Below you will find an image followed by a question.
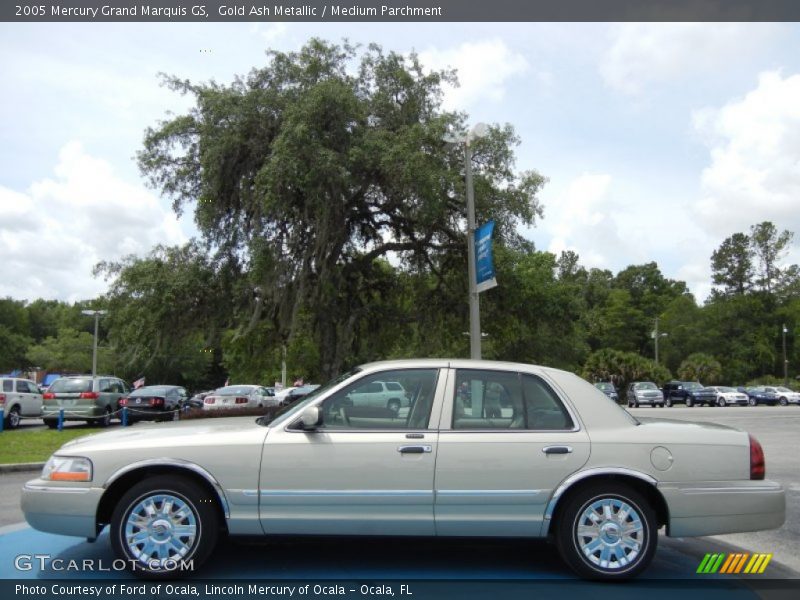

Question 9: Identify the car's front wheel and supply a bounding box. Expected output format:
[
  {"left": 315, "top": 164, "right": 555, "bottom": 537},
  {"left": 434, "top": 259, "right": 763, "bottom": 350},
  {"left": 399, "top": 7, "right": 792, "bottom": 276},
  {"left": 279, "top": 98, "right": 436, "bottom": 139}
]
[
  {"left": 779, "top": 397, "right": 788, "bottom": 406},
  {"left": 111, "top": 475, "right": 219, "bottom": 578},
  {"left": 685, "top": 396, "right": 693, "bottom": 407},
  {"left": 717, "top": 396, "right": 727, "bottom": 407},
  {"left": 749, "top": 397, "right": 757, "bottom": 407},
  {"left": 556, "top": 483, "right": 658, "bottom": 580}
]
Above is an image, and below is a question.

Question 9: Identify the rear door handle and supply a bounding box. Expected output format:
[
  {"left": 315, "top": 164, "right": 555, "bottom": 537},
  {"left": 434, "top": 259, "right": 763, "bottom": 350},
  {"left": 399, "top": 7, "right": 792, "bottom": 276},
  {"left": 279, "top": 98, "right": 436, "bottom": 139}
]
[
  {"left": 542, "top": 446, "right": 573, "bottom": 455},
  {"left": 398, "top": 445, "right": 432, "bottom": 454}
]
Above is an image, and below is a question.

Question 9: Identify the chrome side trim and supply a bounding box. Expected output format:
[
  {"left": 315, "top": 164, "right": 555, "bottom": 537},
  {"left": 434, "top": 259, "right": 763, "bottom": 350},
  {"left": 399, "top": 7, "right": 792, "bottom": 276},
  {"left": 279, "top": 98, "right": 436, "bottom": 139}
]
[
  {"left": 540, "top": 467, "right": 659, "bottom": 536},
  {"left": 679, "top": 485, "right": 781, "bottom": 494},
  {"left": 436, "top": 489, "right": 544, "bottom": 496},
  {"left": 259, "top": 489, "right": 432, "bottom": 497},
  {"left": 23, "top": 484, "right": 92, "bottom": 494},
  {"left": 104, "top": 458, "right": 230, "bottom": 518}
]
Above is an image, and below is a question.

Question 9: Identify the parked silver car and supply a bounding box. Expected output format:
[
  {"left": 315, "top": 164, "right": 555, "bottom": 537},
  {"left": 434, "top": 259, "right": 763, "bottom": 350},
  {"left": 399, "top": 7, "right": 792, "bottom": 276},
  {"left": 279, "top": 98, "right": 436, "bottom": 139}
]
[
  {"left": 0, "top": 377, "right": 43, "bottom": 428},
  {"left": 42, "top": 375, "right": 128, "bottom": 427},
  {"left": 22, "top": 359, "right": 785, "bottom": 580},
  {"left": 626, "top": 381, "right": 665, "bottom": 407},
  {"left": 201, "top": 385, "right": 276, "bottom": 410}
]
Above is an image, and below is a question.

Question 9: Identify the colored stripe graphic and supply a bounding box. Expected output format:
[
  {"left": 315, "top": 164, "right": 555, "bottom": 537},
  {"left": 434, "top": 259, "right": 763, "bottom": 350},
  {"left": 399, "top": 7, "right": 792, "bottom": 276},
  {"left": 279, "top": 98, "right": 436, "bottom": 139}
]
[{"left": 698, "top": 552, "right": 771, "bottom": 574}]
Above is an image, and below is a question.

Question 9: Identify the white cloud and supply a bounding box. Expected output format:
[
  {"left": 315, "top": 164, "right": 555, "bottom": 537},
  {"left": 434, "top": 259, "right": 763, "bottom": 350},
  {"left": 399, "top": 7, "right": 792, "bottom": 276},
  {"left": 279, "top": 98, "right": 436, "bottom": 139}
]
[
  {"left": 544, "top": 173, "right": 618, "bottom": 269},
  {"left": 0, "top": 142, "right": 187, "bottom": 302},
  {"left": 692, "top": 70, "right": 800, "bottom": 237},
  {"left": 601, "top": 23, "right": 775, "bottom": 96},
  {"left": 417, "top": 40, "right": 529, "bottom": 110}
]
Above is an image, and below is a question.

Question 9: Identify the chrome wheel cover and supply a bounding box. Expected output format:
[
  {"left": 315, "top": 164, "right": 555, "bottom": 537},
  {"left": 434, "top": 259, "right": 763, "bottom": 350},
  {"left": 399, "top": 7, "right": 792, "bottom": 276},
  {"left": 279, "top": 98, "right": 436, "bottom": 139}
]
[
  {"left": 124, "top": 492, "right": 198, "bottom": 569},
  {"left": 575, "top": 497, "right": 645, "bottom": 572}
]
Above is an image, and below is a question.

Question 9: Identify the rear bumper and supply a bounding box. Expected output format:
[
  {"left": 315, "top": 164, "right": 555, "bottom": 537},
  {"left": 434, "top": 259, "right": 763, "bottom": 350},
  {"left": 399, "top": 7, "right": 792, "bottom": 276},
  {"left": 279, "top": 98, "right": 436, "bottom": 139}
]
[
  {"left": 42, "top": 406, "right": 106, "bottom": 420},
  {"left": 21, "top": 478, "right": 103, "bottom": 538},
  {"left": 659, "top": 479, "right": 785, "bottom": 537}
]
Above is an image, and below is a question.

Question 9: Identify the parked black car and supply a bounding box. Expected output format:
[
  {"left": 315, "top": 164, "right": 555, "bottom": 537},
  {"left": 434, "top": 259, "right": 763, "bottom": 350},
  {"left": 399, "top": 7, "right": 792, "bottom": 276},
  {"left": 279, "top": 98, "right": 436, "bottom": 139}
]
[
  {"left": 662, "top": 381, "right": 717, "bottom": 407},
  {"left": 745, "top": 386, "right": 779, "bottom": 406},
  {"left": 119, "top": 385, "right": 185, "bottom": 422}
]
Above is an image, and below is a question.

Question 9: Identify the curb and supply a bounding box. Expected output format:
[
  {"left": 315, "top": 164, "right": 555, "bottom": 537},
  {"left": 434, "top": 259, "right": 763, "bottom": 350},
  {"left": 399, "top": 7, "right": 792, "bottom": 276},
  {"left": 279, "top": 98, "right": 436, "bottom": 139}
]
[{"left": 0, "top": 462, "right": 44, "bottom": 474}]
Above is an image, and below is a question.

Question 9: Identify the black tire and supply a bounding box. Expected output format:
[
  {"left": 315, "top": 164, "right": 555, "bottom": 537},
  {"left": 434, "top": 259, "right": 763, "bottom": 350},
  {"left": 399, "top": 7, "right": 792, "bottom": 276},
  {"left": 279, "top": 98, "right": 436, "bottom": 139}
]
[
  {"left": 685, "top": 396, "right": 693, "bottom": 408},
  {"left": 717, "top": 396, "right": 727, "bottom": 407},
  {"left": 110, "top": 475, "right": 219, "bottom": 578},
  {"left": 665, "top": 397, "right": 672, "bottom": 408},
  {"left": 387, "top": 399, "right": 401, "bottom": 414},
  {"left": 779, "top": 397, "right": 788, "bottom": 407},
  {"left": 555, "top": 482, "right": 658, "bottom": 580},
  {"left": 749, "top": 397, "right": 757, "bottom": 407},
  {"left": 44, "top": 418, "right": 59, "bottom": 429},
  {"left": 5, "top": 405, "right": 21, "bottom": 429},
  {"left": 94, "top": 407, "right": 112, "bottom": 428}
]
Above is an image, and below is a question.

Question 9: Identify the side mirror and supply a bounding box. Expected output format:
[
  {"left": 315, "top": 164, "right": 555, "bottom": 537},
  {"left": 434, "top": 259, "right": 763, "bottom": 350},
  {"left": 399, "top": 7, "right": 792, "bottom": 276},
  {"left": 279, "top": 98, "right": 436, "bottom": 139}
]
[{"left": 298, "top": 406, "right": 322, "bottom": 430}]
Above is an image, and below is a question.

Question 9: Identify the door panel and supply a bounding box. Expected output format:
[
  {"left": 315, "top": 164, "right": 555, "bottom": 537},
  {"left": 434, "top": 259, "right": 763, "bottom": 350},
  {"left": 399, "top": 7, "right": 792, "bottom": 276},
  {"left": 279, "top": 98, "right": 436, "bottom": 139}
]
[
  {"left": 434, "top": 368, "right": 590, "bottom": 537},
  {"left": 258, "top": 367, "right": 446, "bottom": 536}
]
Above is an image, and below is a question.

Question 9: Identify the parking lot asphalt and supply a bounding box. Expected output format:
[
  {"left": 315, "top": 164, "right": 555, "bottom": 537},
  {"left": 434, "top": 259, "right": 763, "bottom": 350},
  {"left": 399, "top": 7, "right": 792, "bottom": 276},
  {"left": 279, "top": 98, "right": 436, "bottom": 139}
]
[{"left": 0, "top": 406, "right": 797, "bottom": 583}]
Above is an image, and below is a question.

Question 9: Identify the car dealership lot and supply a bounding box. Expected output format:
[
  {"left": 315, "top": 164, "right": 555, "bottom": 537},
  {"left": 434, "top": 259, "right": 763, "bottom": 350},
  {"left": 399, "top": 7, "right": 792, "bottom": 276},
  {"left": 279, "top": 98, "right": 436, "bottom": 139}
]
[{"left": 0, "top": 405, "right": 797, "bottom": 579}]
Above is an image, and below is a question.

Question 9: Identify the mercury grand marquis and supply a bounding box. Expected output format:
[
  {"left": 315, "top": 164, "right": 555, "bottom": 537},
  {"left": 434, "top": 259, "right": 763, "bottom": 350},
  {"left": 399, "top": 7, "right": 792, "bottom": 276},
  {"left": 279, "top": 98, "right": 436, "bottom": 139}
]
[{"left": 22, "top": 360, "right": 785, "bottom": 580}]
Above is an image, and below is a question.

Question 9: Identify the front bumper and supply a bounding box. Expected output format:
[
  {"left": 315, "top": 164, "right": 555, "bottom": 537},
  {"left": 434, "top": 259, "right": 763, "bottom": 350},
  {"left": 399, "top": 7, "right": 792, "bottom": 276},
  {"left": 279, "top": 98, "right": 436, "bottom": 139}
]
[
  {"left": 21, "top": 478, "right": 104, "bottom": 538},
  {"left": 659, "top": 479, "right": 785, "bottom": 537}
]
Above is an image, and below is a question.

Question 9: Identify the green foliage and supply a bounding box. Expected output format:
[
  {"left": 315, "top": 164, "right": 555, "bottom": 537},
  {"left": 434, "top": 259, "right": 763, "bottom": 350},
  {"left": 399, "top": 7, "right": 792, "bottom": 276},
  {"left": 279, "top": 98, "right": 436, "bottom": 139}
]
[
  {"left": 677, "top": 353, "right": 723, "bottom": 384},
  {"left": 137, "top": 39, "right": 544, "bottom": 377},
  {"left": 582, "top": 348, "right": 671, "bottom": 398},
  {"left": 25, "top": 327, "right": 99, "bottom": 373}
]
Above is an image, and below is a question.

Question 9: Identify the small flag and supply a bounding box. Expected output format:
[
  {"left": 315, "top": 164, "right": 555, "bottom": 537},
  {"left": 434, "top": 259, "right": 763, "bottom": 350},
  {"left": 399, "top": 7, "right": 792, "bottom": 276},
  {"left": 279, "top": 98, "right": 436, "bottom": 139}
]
[
  {"left": 224, "top": 378, "right": 229, "bottom": 386},
  {"left": 133, "top": 377, "right": 145, "bottom": 389}
]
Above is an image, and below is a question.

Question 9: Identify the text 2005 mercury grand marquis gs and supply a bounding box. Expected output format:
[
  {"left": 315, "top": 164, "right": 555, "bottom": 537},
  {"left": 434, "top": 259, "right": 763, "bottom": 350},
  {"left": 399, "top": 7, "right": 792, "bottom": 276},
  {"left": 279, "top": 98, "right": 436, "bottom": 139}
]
[{"left": 22, "top": 360, "right": 785, "bottom": 580}]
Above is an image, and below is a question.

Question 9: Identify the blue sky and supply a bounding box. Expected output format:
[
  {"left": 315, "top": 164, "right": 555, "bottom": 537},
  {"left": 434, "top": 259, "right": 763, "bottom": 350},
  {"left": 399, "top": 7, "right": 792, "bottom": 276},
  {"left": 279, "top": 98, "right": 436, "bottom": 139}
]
[{"left": 2, "top": 22, "right": 799, "bottom": 302}]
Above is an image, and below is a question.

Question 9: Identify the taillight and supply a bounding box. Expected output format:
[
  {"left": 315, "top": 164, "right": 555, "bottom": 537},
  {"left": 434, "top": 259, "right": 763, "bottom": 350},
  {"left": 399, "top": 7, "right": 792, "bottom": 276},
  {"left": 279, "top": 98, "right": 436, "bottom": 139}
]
[
  {"left": 151, "top": 397, "right": 164, "bottom": 406},
  {"left": 43, "top": 392, "right": 55, "bottom": 400},
  {"left": 235, "top": 397, "right": 247, "bottom": 404},
  {"left": 79, "top": 392, "right": 99, "bottom": 400},
  {"left": 749, "top": 434, "right": 765, "bottom": 480},
  {"left": 204, "top": 397, "right": 215, "bottom": 404},
  {"left": 0, "top": 393, "right": 5, "bottom": 405},
  {"left": 119, "top": 397, "right": 128, "bottom": 406}
]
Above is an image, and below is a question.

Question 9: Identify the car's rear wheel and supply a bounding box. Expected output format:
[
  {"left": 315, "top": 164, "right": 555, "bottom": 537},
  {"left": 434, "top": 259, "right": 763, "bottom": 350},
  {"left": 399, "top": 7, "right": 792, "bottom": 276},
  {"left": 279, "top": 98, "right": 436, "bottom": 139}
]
[
  {"left": 94, "top": 407, "right": 112, "bottom": 428},
  {"left": 44, "top": 418, "right": 58, "bottom": 429},
  {"left": 664, "top": 397, "right": 672, "bottom": 407},
  {"left": 4, "top": 405, "right": 21, "bottom": 429},
  {"left": 110, "top": 475, "right": 218, "bottom": 578},
  {"left": 556, "top": 482, "right": 658, "bottom": 580},
  {"left": 387, "top": 399, "right": 401, "bottom": 414},
  {"left": 685, "top": 397, "right": 693, "bottom": 407},
  {"left": 717, "top": 396, "right": 727, "bottom": 407}
]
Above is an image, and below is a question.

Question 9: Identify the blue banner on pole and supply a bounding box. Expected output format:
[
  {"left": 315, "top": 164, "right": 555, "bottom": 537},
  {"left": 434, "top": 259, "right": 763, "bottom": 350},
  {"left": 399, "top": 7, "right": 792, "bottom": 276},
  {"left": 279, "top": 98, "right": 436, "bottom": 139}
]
[{"left": 475, "top": 220, "right": 498, "bottom": 293}]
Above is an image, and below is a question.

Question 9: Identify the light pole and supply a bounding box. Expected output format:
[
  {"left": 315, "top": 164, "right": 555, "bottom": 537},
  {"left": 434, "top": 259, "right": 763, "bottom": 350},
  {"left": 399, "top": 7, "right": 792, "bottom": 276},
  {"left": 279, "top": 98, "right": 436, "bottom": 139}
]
[
  {"left": 651, "top": 317, "right": 668, "bottom": 365},
  {"left": 81, "top": 310, "right": 107, "bottom": 379},
  {"left": 783, "top": 324, "right": 789, "bottom": 386},
  {"left": 444, "top": 123, "right": 488, "bottom": 360}
]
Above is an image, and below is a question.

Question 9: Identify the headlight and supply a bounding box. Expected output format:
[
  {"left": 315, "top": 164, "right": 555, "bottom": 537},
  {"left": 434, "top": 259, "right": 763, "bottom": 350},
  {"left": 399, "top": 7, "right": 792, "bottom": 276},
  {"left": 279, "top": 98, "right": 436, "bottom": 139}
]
[{"left": 42, "top": 456, "right": 93, "bottom": 482}]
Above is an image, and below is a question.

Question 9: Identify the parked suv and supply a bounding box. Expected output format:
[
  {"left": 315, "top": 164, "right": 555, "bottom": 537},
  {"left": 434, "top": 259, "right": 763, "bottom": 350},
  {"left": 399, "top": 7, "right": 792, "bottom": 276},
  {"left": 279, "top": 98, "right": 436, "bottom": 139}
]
[
  {"left": 626, "top": 381, "right": 665, "bottom": 407},
  {"left": 42, "top": 375, "right": 129, "bottom": 427},
  {"left": 593, "top": 382, "right": 619, "bottom": 403},
  {"left": 662, "top": 381, "right": 717, "bottom": 407},
  {"left": 0, "top": 377, "right": 43, "bottom": 429},
  {"left": 346, "top": 380, "right": 409, "bottom": 413}
]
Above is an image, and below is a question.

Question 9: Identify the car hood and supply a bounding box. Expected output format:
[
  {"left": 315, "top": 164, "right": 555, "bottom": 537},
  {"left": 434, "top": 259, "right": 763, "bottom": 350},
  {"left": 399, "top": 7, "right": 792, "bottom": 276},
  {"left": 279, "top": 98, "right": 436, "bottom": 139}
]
[{"left": 57, "top": 417, "right": 268, "bottom": 453}]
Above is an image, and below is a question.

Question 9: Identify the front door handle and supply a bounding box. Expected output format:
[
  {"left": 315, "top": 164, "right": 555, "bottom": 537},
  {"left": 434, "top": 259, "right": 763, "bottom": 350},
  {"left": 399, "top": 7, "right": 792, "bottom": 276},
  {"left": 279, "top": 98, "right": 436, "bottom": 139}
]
[
  {"left": 398, "top": 445, "right": 432, "bottom": 454},
  {"left": 542, "top": 445, "right": 573, "bottom": 455}
]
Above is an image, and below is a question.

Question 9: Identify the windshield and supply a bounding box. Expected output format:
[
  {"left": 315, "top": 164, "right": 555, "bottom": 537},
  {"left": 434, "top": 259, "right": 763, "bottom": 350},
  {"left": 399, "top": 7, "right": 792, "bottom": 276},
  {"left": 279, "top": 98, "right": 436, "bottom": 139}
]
[
  {"left": 634, "top": 382, "right": 658, "bottom": 390},
  {"left": 595, "top": 383, "right": 614, "bottom": 391},
  {"left": 49, "top": 378, "right": 92, "bottom": 393},
  {"left": 215, "top": 385, "right": 256, "bottom": 395},
  {"left": 684, "top": 382, "right": 703, "bottom": 390},
  {"left": 717, "top": 386, "right": 735, "bottom": 393},
  {"left": 257, "top": 368, "right": 361, "bottom": 426},
  {"left": 776, "top": 387, "right": 792, "bottom": 393}
]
